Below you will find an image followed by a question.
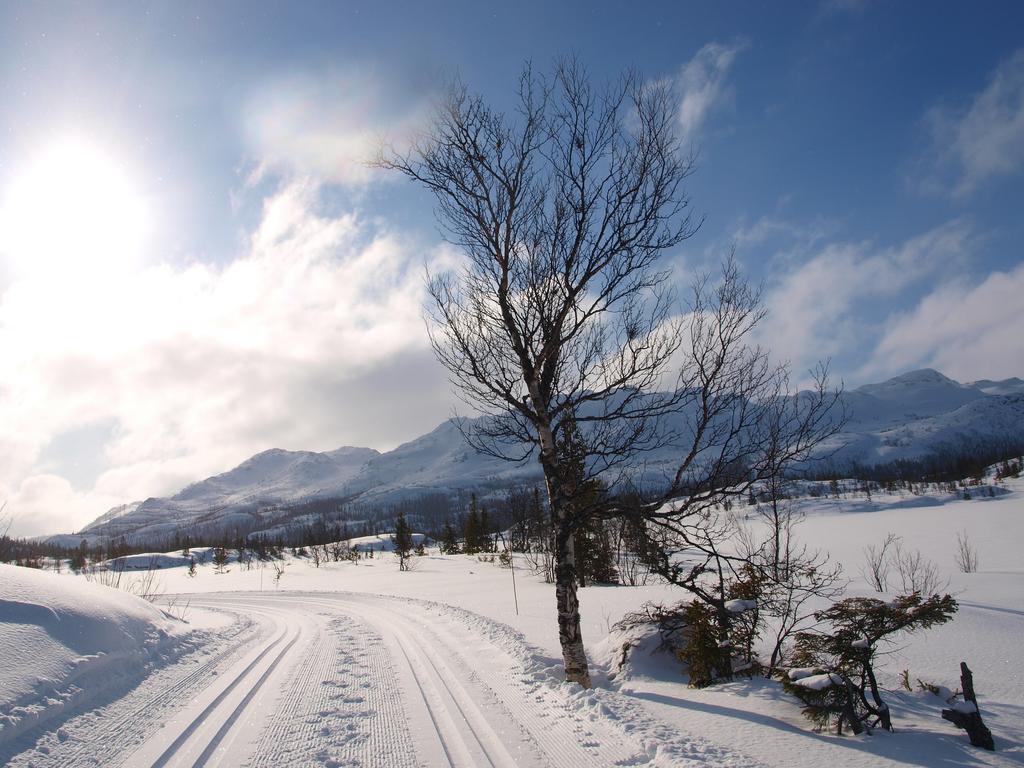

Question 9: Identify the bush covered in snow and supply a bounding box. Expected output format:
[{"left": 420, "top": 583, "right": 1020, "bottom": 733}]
[{"left": 783, "top": 593, "right": 957, "bottom": 735}]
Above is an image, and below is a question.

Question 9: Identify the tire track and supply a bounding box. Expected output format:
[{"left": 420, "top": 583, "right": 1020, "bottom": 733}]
[
  {"left": 342, "top": 597, "right": 598, "bottom": 767},
  {"left": 244, "top": 612, "right": 334, "bottom": 767}
]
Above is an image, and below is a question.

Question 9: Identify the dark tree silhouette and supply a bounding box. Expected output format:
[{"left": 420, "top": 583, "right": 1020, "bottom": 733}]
[{"left": 383, "top": 59, "right": 840, "bottom": 687}]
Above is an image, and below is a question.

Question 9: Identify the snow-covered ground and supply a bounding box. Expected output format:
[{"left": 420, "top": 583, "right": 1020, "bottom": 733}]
[
  {"left": 0, "top": 564, "right": 195, "bottom": 746},
  {"left": 2, "top": 478, "right": 1022, "bottom": 766},
  {"left": 345, "top": 532, "right": 428, "bottom": 552}
]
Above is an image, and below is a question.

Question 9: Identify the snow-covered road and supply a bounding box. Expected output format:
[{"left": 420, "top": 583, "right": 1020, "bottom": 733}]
[{"left": 6, "top": 591, "right": 756, "bottom": 767}]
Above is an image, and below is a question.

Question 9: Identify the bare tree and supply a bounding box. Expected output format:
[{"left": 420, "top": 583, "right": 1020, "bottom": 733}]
[
  {"left": 955, "top": 529, "right": 979, "bottom": 573},
  {"left": 271, "top": 558, "right": 286, "bottom": 587},
  {"left": 384, "top": 60, "right": 841, "bottom": 687},
  {"left": 863, "top": 533, "right": 948, "bottom": 595},
  {"left": 383, "top": 60, "right": 697, "bottom": 686},
  {"left": 734, "top": 492, "right": 845, "bottom": 676},
  {"left": 625, "top": 271, "right": 843, "bottom": 682},
  {"left": 0, "top": 502, "right": 13, "bottom": 563},
  {"left": 862, "top": 533, "right": 898, "bottom": 593},
  {"left": 892, "top": 538, "right": 948, "bottom": 596}
]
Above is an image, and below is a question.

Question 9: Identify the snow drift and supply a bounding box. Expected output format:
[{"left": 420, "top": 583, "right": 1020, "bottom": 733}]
[{"left": 0, "top": 564, "right": 185, "bottom": 746}]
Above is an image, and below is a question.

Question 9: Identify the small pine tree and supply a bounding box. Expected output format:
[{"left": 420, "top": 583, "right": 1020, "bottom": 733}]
[
  {"left": 463, "top": 496, "right": 481, "bottom": 554},
  {"left": 529, "top": 487, "right": 546, "bottom": 546},
  {"left": 784, "top": 593, "right": 957, "bottom": 734},
  {"left": 236, "top": 537, "right": 248, "bottom": 567},
  {"left": 725, "top": 565, "right": 763, "bottom": 670},
  {"left": 558, "top": 418, "right": 617, "bottom": 586},
  {"left": 69, "top": 544, "right": 87, "bottom": 573},
  {"left": 392, "top": 512, "right": 414, "bottom": 571},
  {"left": 213, "top": 546, "right": 229, "bottom": 573},
  {"left": 479, "top": 506, "right": 492, "bottom": 552},
  {"left": 187, "top": 555, "right": 197, "bottom": 577},
  {"left": 676, "top": 601, "right": 727, "bottom": 688},
  {"left": 574, "top": 517, "right": 619, "bottom": 586},
  {"left": 440, "top": 522, "right": 460, "bottom": 554}
]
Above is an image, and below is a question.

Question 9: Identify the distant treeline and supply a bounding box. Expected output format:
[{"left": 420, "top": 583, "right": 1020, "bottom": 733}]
[
  {"left": 809, "top": 438, "right": 1024, "bottom": 484},
  {"left": 4, "top": 437, "right": 1022, "bottom": 566}
]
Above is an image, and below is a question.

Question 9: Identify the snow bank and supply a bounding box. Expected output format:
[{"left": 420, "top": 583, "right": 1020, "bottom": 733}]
[
  {"left": 591, "top": 621, "right": 670, "bottom": 682},
  {"left": 100, "top": 552, "right": 193, "bottom": 570},
  {"left": 344, "top": 532, "right": 427, "bottom": 552},
  {"left": 0, "top": 563, "right": 184, "bottom": 745}
]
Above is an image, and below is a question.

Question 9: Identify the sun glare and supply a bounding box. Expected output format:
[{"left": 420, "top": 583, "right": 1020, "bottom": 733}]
[{"left": 0, "top": 137, "right": 150, "bottom": 277}]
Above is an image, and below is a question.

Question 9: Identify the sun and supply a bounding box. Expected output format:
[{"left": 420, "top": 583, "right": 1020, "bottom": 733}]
[{"left": 0, "top": 137, "right": 150, "bottom": 278}]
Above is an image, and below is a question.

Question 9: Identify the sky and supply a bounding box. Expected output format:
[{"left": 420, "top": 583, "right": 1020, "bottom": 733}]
[{"left": 1, "top": 0, "right": 1022, "bottom": 536}]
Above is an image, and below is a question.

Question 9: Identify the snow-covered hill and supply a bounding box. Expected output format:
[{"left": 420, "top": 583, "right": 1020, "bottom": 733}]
[
  {"left": 0, "top": 564, "right": 188, "bottom": 747},
  {"left": 73, "top": 369, "right": 1023, "bottom": 544},
  {"left": 817, "top": 369, "right": 1024, "bottom": 465}
]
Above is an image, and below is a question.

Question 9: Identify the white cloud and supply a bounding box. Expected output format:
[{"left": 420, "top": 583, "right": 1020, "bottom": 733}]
[
  {"left": 3, "top": 475, "right": 123, "bottom": 541},
  {"left": 860, "top": 262, "right": 1024, "bottom": 382},
  {"left": 924, "top": 49, "right": 1024, "bottom": 196},
  {"left": 729, "top": 213, "right": 837, "bottom": 259},
  {"left": 676, "top": 41, "right": 747, "bottom": 140},
  {"left": 243, "top": 67, "right": 435, "bottom": 186},
  {"left": 755, "top": 219, "right": 974, "bottom": 376},
  {"left": 0, "top": 181, "right": 457, "bottom": 537}
]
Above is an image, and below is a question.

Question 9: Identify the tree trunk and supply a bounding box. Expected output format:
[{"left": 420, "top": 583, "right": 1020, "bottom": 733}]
[
  {"left": 714, "top": 604, "right": 735, "bottom": 681},
  {"left": 863, "top": 661, "right": 892, "bottom": 731},
  {"left": 841, "top": 676, "right": 864, "bottom": 735},
  {"left": 535, "top": 415, "right": 592, "bottom": 688},
  {"left": 942, "top": 662, "right": 995, "bottom": 750},
  {"left": 554, "top": 518, "right": 591, "bottom": 687}
]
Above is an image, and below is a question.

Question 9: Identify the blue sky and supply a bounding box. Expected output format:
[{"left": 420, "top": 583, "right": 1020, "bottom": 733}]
[{"left": 1, "top": 1, "right": 1022, "bottom": 535}]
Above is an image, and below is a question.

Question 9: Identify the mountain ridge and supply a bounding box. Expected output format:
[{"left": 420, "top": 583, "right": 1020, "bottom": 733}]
[{"left": 71, "top": 369, "right": 1024, "bottom": 543}]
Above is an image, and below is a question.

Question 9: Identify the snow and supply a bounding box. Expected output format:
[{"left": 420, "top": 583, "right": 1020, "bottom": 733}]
[
  {"left": 4, "top": 476, "right": 1024, "bottom": 766},
  {"left": 0, "top": 563, "right": 186, "bottom": 747},
  {"left": 793, "top": 673, "right": 844, "bottom": 691},
  {"left": 950, "top": 700, "right": 979, "bottom": 714},
  {"left": 100, "top": 552, "right": 193, "bottom": 570},
  {"left": 787, "top": 667, "right": 818, "bottom": 681},
  {"left": 725, "top": 599, "right": 758, "bottom": 613},
  {"left": 344, "top": 532, "right": 428, "bottom": 552}
]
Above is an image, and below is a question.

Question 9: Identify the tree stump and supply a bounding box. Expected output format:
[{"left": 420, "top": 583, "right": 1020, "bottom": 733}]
[{"left": 941, "top": 662, "right": 995, "bottom": 750}]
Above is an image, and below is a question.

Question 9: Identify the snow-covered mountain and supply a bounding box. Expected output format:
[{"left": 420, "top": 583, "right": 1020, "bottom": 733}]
[
  {"left": 816, "top": 369, "right": 1024, "bottom": 464},
  {"left": 75, "top": 369, "right": 1023, "bottom": 543}
]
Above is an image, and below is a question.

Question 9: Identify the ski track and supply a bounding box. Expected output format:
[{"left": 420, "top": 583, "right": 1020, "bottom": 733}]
[
  {"left": 245, "top": 609, "right": 419, "bottom": 768},
  {"left": 126, "top": 600, "right": 302, "bottom": 768},
  {"left": 5, "top": 591, "right": 763, "bottom": 767},
  {"left": 2, "top": 607, "right": 260, "bottom": 768}
]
